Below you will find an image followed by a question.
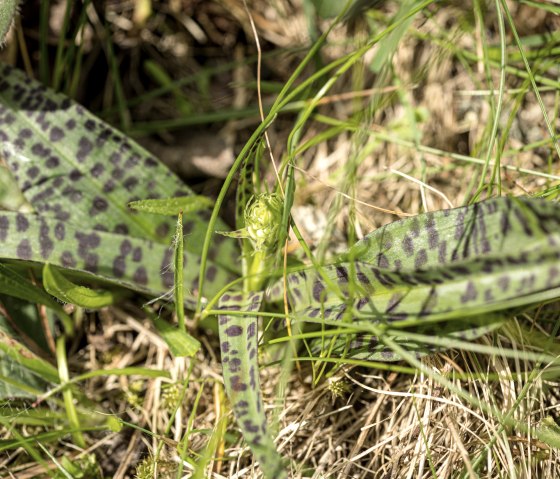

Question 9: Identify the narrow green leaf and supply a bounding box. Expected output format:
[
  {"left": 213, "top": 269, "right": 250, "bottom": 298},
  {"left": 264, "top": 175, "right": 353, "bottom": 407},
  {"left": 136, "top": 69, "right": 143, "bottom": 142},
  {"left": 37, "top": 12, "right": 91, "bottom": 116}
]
[
  {"left": 153, "top": 318, "right": 200, "bottom": 357},
  {"left": 218, "top": 291, "right": 287, "bottom": 479},
  {"left": 43, "top": 263, "right": 117, "bottom": 309},
  {"left": 0, "top": 328, "right": 59, "bottom": 385},
  {"left": 56, "top": 335, "right": 85, "bottom": 448},
  {"left": 128, "top": 195, "right": 213, "bottom": 216},
  {"left": 0, "top": 263, "right": 71, "bottom": 322}
]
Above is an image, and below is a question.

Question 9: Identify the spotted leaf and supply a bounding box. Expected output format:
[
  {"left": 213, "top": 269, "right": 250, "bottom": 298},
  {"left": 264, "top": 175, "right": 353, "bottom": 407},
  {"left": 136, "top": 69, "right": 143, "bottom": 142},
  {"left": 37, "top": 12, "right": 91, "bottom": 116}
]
[
  {"left": 348, "top": 196, "right": 558, "bottom": 271},
  {"left": 0, "top": 63, "right": 239, "bottom": 298},
  {"left": 268, "top": 197, "right": 560, "bottom": 360},
  {"left": 218, "top": 291, "right": 287, "bottom": 478},
  {"left": 0, "top": 211, "right": 236, "bottom": 306}
]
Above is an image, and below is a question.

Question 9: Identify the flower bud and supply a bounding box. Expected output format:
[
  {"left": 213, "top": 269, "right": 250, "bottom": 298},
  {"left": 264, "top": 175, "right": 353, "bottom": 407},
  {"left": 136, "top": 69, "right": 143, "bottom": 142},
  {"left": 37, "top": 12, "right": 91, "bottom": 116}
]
[{"left": 244, "top": 193, "right": 282, "bottom": 252}]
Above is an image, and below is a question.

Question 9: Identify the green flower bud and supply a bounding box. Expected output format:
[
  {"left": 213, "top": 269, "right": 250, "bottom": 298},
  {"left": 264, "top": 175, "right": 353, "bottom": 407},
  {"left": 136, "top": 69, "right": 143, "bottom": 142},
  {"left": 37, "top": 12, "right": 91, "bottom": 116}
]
[{"left": 244, "top": 193, "right": 282, "bottom": 252}]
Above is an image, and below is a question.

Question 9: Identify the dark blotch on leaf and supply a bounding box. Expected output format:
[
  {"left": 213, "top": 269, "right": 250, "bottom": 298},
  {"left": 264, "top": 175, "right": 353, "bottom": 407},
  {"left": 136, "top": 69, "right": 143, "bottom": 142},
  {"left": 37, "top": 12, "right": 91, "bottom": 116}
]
[
  {"left": 103, "top": 180, "right": 115, "bottom": 193},
  {"left": 312, "top": 279, "right": 325, "bottom": 303},
  {"left": 54, "top": 222, "right": 65, "bottom": 240},
  {"left": 114, "top": 223, "right": 129, "bottom": 235},
  {"left": 90, "top": 197, "right": 109, "bottom": 216},
  {"left": 247, "top": 322, "right": 256, "bottom": 338},
  {"left": 335, "top": 266, "right": 349, "bottom": 281},
  {"left": 16, "top": 213, "right": 29, "bottom": 232},
  {"left": 49, "top": 127, "right": 64, "bottom": 142},
  {"left": 402, "top": 234, "right": 414, "bottom": 256},
  {"left": 60, "top": 251, "right": 77, "bottom": 268},
  {"left": 75, "top": 232, "right": 101, "bottom": 258},
  {"left": 113, "top": 256, "right": 126, "bottom": 278},
  {"left": 16, "top": 239, "right": 32, "bottom": 260},
  {"left": 229, "top": 358, "right": 242, "bottom": 373},
  {"left": 132, "top": 247, "right": 142, "bottom": 262},
  {"left": 206, "top": 265, "right": 217, "bottom": 282},
  {"left": 460, "top": 281, "right": 478, "bottom": 303},
  {"left": 31, "top": 143, "right": 49, "bottom": 158},
  {"left": 68, "top": 169, "right": 82, "bottom": 181},
  {"left": 414, "top": 249, "right": 428, "bottom": 269},
  {"left": 27, "top": 166, "right": 39, "bottom": 179},
  {"left": 377, "top": 254, "right": 390, "bottom": 268},
  {"left": 90, "top": 163, "right": 105, "bottom": 178},
  {"left": 230, "top": 376, "right": 247, "bottom": 392},
  {"left": 243, "top": 420, "right": 260, "bottom": 433},
  {"left": 112, "top": 168, "right": 124, "bottom": 180},
  {"left": 84, "top": 253, "right": 99, "bottom": 273},
  {"left": 133, "top": 266, "right": 148, "bottom": 285},
  {"left": 39, "top": 221, "right": 54, "bottom": 258},
  {"left": 156, "top": 222, "right": 171, "bottom": 238},
  {"left": 77, "top": 137, "right": 93, "bottom": 162},
  {"left": 498, "top": 276, "right": 510, "bottom": 291},
  {"left": 123, "top": 177, "right": 139, "bottom": 191},
  {"left": 0, "top": 216, "right": 8, "bottom": 241},
  {"left": 46, "top": 156, "right": 60, "bottom": 168},
  {"left": 225, "top": 325, "right": 243, "bottom": 337}
]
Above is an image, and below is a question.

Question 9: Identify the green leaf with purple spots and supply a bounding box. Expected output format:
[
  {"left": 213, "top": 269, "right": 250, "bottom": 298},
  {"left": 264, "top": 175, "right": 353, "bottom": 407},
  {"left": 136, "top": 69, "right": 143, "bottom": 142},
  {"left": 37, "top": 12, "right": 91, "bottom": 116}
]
[
  {"left": 268, "top": 196, "right": 560, "bottom": 360},
  {"left": 0, "top": 211, "right": 236, "bottom": 307},
  {"left": 217, "top": 196, "right": 560, "bottom": 475},
  {"left": 0, "top": 63, "right": 239, "bottom": 300},
  {"left": 218, "top": 291, "right": 287, "bottom": 478}
]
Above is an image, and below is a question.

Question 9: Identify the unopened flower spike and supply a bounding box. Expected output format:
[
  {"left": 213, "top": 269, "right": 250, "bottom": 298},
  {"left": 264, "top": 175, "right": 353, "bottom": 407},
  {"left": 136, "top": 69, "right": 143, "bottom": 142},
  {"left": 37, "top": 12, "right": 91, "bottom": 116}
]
[{"left": 217, "top": 193, "right": 283, "bottom": 253}]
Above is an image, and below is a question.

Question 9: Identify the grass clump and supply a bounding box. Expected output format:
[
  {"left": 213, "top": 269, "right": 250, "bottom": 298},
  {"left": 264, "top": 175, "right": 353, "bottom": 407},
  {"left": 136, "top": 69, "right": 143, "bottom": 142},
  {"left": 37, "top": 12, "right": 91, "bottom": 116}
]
[{"left": 1, "top": 1, "right": 560, "bottom": 478}]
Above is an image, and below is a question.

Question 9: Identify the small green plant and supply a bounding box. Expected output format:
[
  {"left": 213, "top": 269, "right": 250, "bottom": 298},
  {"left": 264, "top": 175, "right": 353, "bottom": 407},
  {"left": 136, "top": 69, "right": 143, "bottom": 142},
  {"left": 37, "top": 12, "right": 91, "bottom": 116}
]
[
  {"left": 2, "top": 2, "right": 560, "bottom": 477},
  {"left": 134, "top": 455, "right": 176, "bottom": 479}
]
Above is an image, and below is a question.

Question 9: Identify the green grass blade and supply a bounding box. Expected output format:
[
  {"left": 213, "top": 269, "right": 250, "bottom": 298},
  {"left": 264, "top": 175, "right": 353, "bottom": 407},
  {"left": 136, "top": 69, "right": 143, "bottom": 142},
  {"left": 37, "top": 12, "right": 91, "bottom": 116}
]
[
  {"left": 0, "top": 328, "right": 59, "bottom": 384},
  {"left": 43, "top": 263, "right": 118, "bottom": 308},
  {"left": 0, "top": 263, "right": 72, "bottom": 325},
  {"left": 174, "top": 212, "right": 186, "bottom": 331}
]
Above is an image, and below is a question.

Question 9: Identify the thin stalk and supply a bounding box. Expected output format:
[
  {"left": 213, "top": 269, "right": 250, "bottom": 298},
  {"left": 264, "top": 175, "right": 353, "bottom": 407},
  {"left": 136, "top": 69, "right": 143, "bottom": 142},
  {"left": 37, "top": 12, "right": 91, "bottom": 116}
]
[{"left": 56, "top": 336, "right": 85, "bottom": 448}]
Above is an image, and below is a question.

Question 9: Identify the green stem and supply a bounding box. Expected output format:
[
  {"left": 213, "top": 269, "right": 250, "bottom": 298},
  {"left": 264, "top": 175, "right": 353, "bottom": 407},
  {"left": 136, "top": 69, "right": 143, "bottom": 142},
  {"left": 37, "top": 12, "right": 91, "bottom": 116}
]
[
  {"left": 247, "top": 250, "right": 267, "bottom": 292},
  {"left": 174, "top": 212, "right": 185, "bottom": 331},
  {"left": 56, "top": 336, "right": 86, "bottom": 448}
]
